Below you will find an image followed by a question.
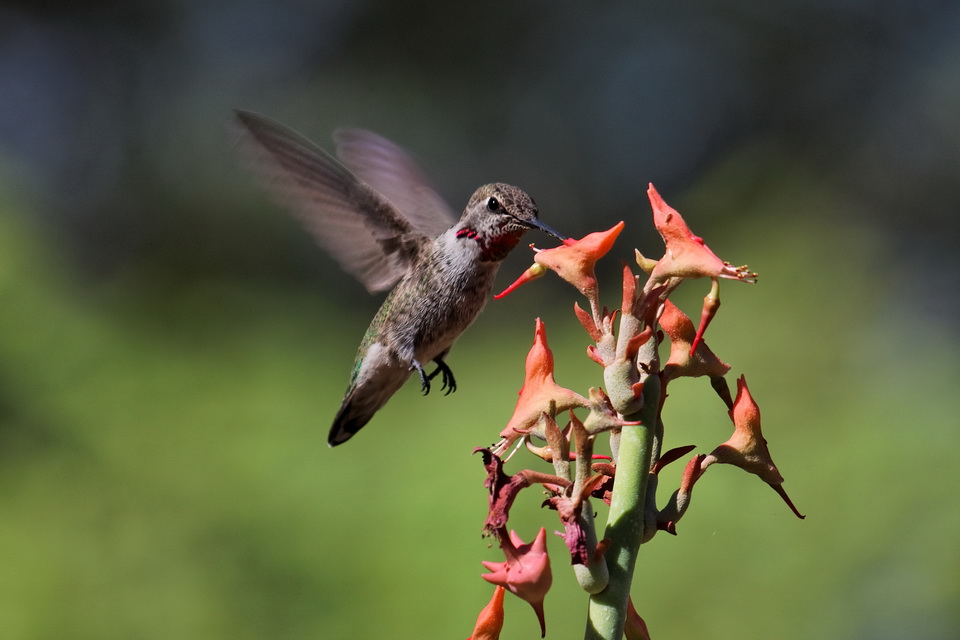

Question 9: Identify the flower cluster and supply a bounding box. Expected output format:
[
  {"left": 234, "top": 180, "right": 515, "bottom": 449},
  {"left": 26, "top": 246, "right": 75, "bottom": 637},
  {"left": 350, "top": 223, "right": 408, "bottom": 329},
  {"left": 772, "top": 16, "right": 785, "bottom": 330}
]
[{"left": 466, "top": 184, "right": 803, "bottom": 639}]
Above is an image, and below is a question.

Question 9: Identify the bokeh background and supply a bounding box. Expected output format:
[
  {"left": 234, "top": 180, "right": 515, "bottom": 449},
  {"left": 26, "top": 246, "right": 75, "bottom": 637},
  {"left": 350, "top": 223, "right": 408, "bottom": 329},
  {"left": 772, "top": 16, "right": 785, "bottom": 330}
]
[{"left": 2, "top": 1, "right": 958, "bottom": 638}]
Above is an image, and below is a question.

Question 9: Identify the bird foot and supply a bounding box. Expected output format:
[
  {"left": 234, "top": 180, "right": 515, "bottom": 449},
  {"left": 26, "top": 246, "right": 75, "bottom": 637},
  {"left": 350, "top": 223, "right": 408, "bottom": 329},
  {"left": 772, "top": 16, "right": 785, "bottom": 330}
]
[
  {"left": 428, "top": 359, "right": 457, "bottom": 395},
  {"left": 411, "top": 359, "right": 457, "bottom": 396},
  {"left": 412, "top": 360, "right": 431, "bottom": 395}
]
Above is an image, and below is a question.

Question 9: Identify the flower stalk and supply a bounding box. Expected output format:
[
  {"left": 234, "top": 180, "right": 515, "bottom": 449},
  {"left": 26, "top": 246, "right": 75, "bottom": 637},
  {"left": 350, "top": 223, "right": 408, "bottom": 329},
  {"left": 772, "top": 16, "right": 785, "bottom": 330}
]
[
  {"left": 471, "top": 184, "right": 802, "bottom": 640},
  {"left": 584, "top": 370, "right": 660, "bottom": 639}
]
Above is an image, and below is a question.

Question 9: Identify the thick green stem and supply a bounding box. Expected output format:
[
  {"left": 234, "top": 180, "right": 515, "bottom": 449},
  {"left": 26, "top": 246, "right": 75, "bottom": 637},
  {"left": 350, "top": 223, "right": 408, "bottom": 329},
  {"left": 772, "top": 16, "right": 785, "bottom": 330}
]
[{"left": 583, "top": 373, "right": 660, "bottom": 640}]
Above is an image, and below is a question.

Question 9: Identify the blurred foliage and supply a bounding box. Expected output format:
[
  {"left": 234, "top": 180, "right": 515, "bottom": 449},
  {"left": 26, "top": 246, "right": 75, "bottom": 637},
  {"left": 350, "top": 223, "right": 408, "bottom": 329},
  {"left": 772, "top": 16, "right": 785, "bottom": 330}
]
[
  {"left": 3, "top": 151, "right": 959, "bottom": 638},
  {"left": 1, "top": 0, "right": 959, "bottom": 638}
]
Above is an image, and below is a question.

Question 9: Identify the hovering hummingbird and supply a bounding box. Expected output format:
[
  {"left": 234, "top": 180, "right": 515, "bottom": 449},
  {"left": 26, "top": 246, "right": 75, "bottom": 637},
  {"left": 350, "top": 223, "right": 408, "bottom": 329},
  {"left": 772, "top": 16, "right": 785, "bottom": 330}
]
[{"left": 233, "top": 111, "right": 566, "bottom": 446}]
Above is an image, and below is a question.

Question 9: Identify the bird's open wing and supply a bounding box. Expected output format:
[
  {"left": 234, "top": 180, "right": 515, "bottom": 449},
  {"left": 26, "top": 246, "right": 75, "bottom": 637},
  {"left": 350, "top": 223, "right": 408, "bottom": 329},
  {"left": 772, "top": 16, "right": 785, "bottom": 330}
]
[
  {"left": 333, "top": 128, "right": 457, "bottom": 238},
  {"left": 233, "top": 110, "right": 429, "bottom": 293}
]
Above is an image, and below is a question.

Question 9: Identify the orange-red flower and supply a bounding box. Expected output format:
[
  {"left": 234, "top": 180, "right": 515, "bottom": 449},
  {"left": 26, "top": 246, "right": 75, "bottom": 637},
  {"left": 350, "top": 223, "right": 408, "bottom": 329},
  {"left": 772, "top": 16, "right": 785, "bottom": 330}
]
[
  {"left": 646, "top": 184, "right": 756, "bottom": 286},
  {"left": 660, "top": 299, "right": 730, "bottom": 383},
  {"left": 702, "top": 376, "right": 805, "bottom": 519},
  {"left": 535, "top": 222, "right": 625, "bottom": 298},
  {"left": 467, "top": 586, "right": 505, "bottom": 640},
  {"left": 493, "top": 262, "right": 548, "bottom": 299},
  {"left": 481, "top": 528, "right": 553, "bottom": 638},
  {"left": 497, "top": 319, "right": 588, "bottom": 449},
  {"left": 495, "top": 222, "right": 625, "bottom": 299}
]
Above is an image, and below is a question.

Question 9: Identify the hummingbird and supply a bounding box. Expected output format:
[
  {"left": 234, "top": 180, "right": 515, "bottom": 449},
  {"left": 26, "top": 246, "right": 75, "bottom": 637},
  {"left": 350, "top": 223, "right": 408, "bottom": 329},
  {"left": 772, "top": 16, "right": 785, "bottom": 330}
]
[{"left": 233, "top": 110, "right": 566, "bottom": 446}]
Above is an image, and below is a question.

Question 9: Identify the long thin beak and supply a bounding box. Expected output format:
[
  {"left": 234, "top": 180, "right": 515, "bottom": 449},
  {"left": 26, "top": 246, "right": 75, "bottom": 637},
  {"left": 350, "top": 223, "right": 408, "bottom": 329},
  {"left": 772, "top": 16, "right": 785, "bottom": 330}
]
[{"left": 526, "top": 218, "right": 567, "bottom": 241}]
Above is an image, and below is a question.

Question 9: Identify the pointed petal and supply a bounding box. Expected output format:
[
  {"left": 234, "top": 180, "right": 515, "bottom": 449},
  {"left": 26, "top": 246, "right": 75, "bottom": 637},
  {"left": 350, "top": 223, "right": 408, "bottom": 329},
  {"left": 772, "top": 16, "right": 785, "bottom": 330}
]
[
  {"left": 646, "top": 184, "right": 756, "bottom": 285},
  {"left": 533, "top": 222, "right": 625, "bottom": 297},
  {"left": 481, "top": 528, "right": 552, "bottom": 637},
  {"left": 529, "top": 598, "right": 547, "bottom": 638},
  {"left": 499, "top": 319, "right": 588, "bottom": 445},
  {"left": 705, "top": 376, "right": 805, "bottom": 519}
]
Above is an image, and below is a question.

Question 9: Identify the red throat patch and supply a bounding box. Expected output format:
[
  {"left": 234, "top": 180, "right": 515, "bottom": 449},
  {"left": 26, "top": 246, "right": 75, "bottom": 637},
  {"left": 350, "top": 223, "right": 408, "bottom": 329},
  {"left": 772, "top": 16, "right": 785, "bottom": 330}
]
[{"left": 457, "top": 227, "right": 523, "bottom": 261}]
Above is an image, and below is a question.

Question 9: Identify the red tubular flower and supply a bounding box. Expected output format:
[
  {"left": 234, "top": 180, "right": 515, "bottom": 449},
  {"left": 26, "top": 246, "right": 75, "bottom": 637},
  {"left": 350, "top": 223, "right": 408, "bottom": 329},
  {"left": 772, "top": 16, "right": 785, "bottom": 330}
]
[
  {"left": 657, "top": 453, "right": 707, "bottom": 535},
  {"left": 497, "top": 319, "right": 588, "bottom": 448},
  {"left": 493, "top": 262, "right": 547, "bottom": 299},
  {"left": 702, "top": 376, "right": 805, "bottom": 519},
  {"left": 646, "top": 184, "right": 756, "bottom": 285},
  {"left": 533, "top": 222, "right": 625, "bottom": 298},
  {"left": 494, "top": 223, "right": 625, "bottom": 299},
  {"left": 660, "top": 299, "right": 731, "bottom": 383},
  {"left": 689, "top": 276, "right": 721, "bottom": 356},
  {"left": 481, "top": 528, "right": 553, "bottom": 638},
  {"left": 467, "top": 586, "right": 505, "bottom": 640},
  {"left": 678, "top": 453, "right": 705, "bottom": 500}
]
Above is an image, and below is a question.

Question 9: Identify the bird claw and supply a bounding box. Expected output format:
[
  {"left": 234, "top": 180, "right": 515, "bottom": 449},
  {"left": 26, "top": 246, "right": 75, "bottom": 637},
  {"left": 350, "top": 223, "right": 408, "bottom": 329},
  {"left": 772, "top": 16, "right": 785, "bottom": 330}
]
[
  {"left": 412, "top": 359, "right": 457, "bottom": 396},
  {"left": 429, "top": 359, "right": 457, "bottom": 396}
]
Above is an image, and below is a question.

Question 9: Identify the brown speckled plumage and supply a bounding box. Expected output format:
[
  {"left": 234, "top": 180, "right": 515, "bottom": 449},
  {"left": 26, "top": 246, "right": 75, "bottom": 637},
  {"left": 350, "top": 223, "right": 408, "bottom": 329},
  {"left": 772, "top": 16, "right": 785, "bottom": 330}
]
[{"left": 233, "top": 111, "right": 565, "bottom": 445}]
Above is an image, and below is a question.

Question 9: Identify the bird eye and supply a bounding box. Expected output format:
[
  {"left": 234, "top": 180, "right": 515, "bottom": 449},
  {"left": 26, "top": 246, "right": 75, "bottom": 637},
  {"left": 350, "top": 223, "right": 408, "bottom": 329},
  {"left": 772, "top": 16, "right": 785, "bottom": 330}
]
[{"left": 486, "top": 197, "right": 500, "bottom": 212}]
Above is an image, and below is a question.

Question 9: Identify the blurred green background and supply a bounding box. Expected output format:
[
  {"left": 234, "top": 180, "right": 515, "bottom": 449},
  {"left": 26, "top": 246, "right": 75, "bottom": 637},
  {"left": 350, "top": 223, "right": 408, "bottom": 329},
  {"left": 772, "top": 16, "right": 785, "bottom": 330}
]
[{"left": 1, "top": 1, "right": 958, "bottom": 638}]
